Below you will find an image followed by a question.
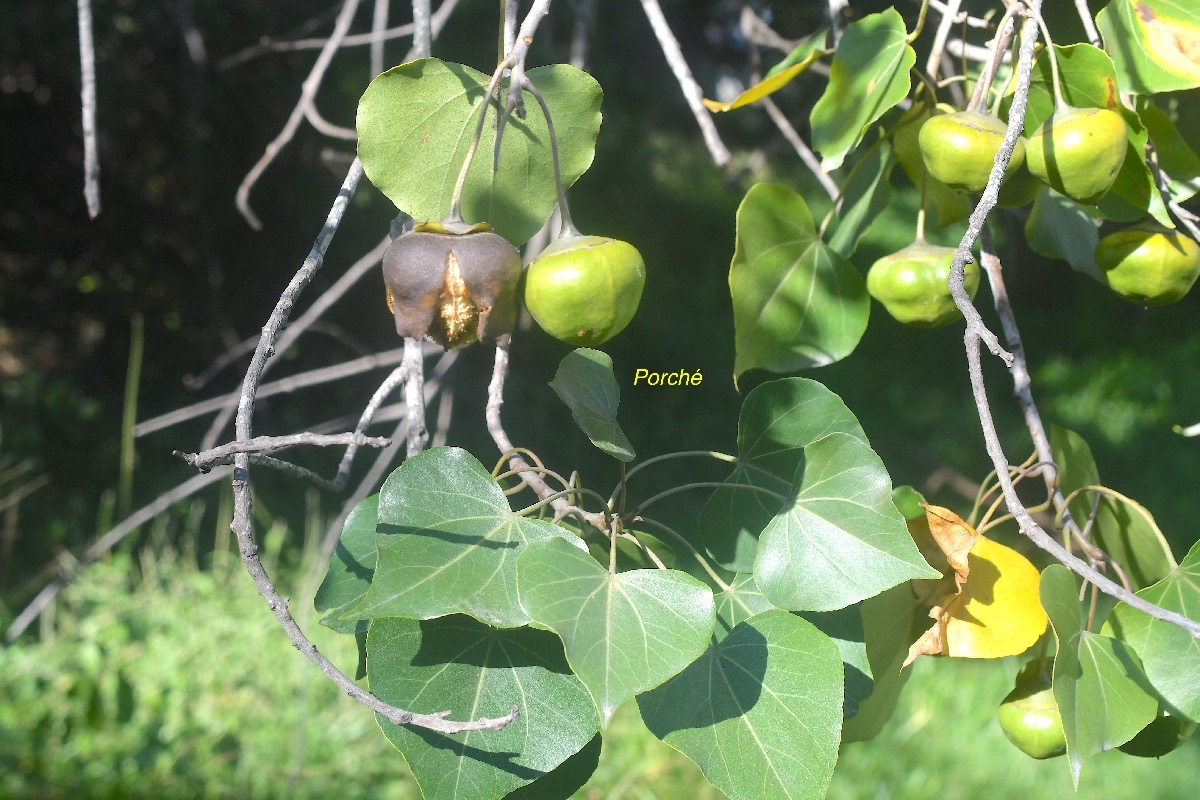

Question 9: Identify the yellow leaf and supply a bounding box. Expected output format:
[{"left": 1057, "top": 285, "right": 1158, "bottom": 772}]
[
  {"left": 905, "top": 506, "right": 1048, "bottom": 666},
  {"left": 703, "top": 52, "right": 826, "bottom": 113}
]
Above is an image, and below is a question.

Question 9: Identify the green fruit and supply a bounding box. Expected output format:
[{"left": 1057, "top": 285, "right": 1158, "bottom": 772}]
[
  {"left": 382, "top": 221, "right": 522, "bottom": 349},
  {"left": 1025, "top": 106, "right": 1128, "bottom": 204},
  {"left": 524, "top": 235, "right": 646, "bottom": 346},
  {"left": 866, "top": 242, "right": 980, "bottom": 327},
  {"left": 893, "top": 104, "right": 970, "bottom": 227},
  {"left": 1095, "top": 222, "right": 1200, "bottom": 305},
  {"left": 998, "top": 658, "right": 1067, "bottom": 760},
  {"left": 918, "top": 110, "right": 1025, "bottom": 194},
  {"left": 1118, "top": 712, "right": 1197, "bottom": 758}
]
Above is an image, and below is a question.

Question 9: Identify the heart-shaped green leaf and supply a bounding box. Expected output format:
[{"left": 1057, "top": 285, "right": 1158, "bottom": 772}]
[
  {"left": 1097, "top": 0, "right": 1200, "bottom": 94},
  {"left": 826, "top": 139, "right": 895, "bottom": 258},
  {"left": 701, "top": 377, "right": 869, "bottom": 572},
  {"left": 367, "top": 616, "right": 600, "bottom": 800},
  {"left": 341, "top": 447, "right": 577, "bottom": 627},
  {"left": 357, "top": 58, "right": 602, "bottom": 245},
  {"left": 517, "top": 537, "right": 715, "bottom": 725},
  {"left": 549, "top": 348, "right": 635, "bottom": 462},
  {"left": 714, "top": 573, "right": 778, "bottom": 641},
  {"left": 753, "top": 432, "right": 938, "bottom": 612},
  {"left": 1041, "top": 565, "right": 1158, "bottom": 786},
  {"left": 1108, "top": 539, "right": 1200, "bottom": 723},
  {"left": 315, "top": 494, "right": 378, "bottom": 633},
  {"left": 810, "top": 8, "right": 914, "bottom": 171},
  {"left": 730, "top": 183, "right": 869, "bottom": 382},
  {"left": 638, "top": 610, "right": 843, "bottom": 800},
  {"left": 1139, "top": 98, "right": 1200, "bottom": 203}
]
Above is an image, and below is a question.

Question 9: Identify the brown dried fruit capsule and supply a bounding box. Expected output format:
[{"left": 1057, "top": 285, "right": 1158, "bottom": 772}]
[{"left": 382, "top": 221, "right": 522, "bottom": 349}]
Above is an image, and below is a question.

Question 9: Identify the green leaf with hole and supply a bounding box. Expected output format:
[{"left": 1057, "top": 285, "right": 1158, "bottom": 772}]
[
  {"left": 357, "top": 58, "right": 602, "bottom": 245},
  {"left": 1108, "top": 539, "right": 1200, "bottom": 723},
  {"left": 638, "top": 610, "right": 843, "bottom": 800},
  {"left": 753, "top": 433, "right": 938, "bottom": 612},
  {"left": 1097, "top": 0, "right": 1200, "bottom": 94},
  {"left": 315, "top": 494, "right": 378, "bottom": 633},
  {"left": 340, "top": 447, "right": 578, "bottom": 627},
  {"left": 810, "top": 8, "right": 914, "bottom": 171},
  {"left": 1050, "top": 426, "right": 1175, "bottom": 590},
  {"left": 517, "top": 537, "right": 715, "bottom": 726},
  {"left": 367, "top": 616, "right": 599, "bottom": 800},
  {"left": 730, "top": 183, "right": 869, "bottom": 382},
  {"left": 549, "top": 348, "right": 635, "bottom": 462},
  {"left": 701, "top": 377, "right": 868, "bottom": 572},
  {"left": 1041, "top": 565, "right": 1158, "bottom": 786}
]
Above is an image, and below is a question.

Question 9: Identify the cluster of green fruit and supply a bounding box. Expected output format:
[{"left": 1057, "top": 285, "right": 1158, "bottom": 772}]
[
  {"left": 997, "top": 657, "right": 1196, "bottom": 760},
  {"left": 382, "top": 220, "right": 645, "bottom": 350},
  {"left": 868, "top": 99, "right": 1200, "bottom": 327}
]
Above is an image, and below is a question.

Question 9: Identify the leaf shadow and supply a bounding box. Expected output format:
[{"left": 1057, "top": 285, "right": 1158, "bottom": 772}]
[
  {"left": 409, "top": 615, "right": 575, "bottom": 675},
  {"left": 379, "top": 521, "right": 517, "bottom": 550}
]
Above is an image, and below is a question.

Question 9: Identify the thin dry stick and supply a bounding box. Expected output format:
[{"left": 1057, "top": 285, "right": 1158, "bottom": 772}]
[
  {"left": 1074, "top": 0, "right": 1103, "bottom": 48},
  {"left": 412, "top": 0, "right": 432, "bottom": 62},
  {"left": 139, "top": 346, "right": 405, "bottom": 438},
  {"left": 191, "top": 236, "right": 392, "bottom": 448},
  {"left": 925, "top": 0, "right": 963, "bottom": 82},
  {"left": 828, "top": 0, "right": 850, "bottom": 46},
  {"left": 371, "top": 0, "right": 390, "bottom": 76},
  {"left": 946, "top": 6, "right": 1200, "bottom": 637},
  {"left": 236, "top": 0, "right": 361, "bottom": 229},
  {"left": 3, "top": 468, "right": 231, "bottom": 643},
  {"left": 761, "top": 96, "right": 839, "bottom": 201},
  {"left": 177, "top": 432, "right": 391, "bottom": 470},
  {"left": 638, "top": 0, "right": 732, "bottom": 167},
  {"left": 76, "top": 0, "right": 100, "bottom": 218},
  {"left": 230, "top": 159, "right": 518, "bottom": 732}
]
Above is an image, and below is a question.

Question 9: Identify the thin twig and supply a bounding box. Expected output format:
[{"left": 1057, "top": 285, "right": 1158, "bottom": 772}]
[
  {"left": 3, "top": 468, "right": 231, "bottom": 643},
  {"left": 412, "top": 0, "right": 432, "bottom": 62},
  {"left": 925, "top": 0, "right": 963, "bottom": 82},
  {"left": 1074, "top": 0, "right": 1103, "bottom": 48},
  {"left": 370, "top": 0, "right": 390, "bottom": 77},
  {"left": 638, "top": 0, "right": 731, "bottom": 167},
  {"left": 761, "top": 96, "right": 839, "bottom": 200},
  {"left": 946, "top": 4, "right": 1200, "bottom": 637},
  {"left": 177, "top": 432, "right": 391, "bottom": 470},
  {"left": 237, "top": 0, "right": 360, "bottom": 229},
  {"left": 76, "top": 0, "right": 100, "bottom": 217},
  {"left": 230, "top": 159, "right": 518, "bottom": 732},
  {"left": 828, "top": 0, "right": 850, "bottom": 47}
]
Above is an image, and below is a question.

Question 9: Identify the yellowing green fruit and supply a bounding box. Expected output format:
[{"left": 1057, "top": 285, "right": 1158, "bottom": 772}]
[
  {"left": 866, "top": 242, "right": 980, "bottom": 327},
  {"left": 524, "top": 235, "right": 646, "bottom": 346},
  {"left": 1118, "top": 712, "right": 1197, "bottom": 758},
  {"left": 382, "top": 222, "right": 522, "bottom": 349},
  {"left": 918, "top": 110, "right": 1025, "bottom": 194},
  {"left": 998, "top": 659, "right": 1067, "bottom": 760},
  {"left": 893, "top": 104, "right": 970, "bottom": 227},
  {"left": 1025, "top": 106, "right": 1128, "bottom": 204},
  {"left": 1095, "top": 222, "right": 1200, "bottom": 305}
]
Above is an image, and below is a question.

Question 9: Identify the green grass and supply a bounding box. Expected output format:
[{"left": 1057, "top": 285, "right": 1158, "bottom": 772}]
[{"left": 2, "top": 532, "right": 1196, "bottom": 800}]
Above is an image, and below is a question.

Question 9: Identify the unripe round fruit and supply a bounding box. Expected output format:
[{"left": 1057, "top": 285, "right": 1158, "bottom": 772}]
[
  {"left": 1118, "top": 712, "right": 1197, "bottom": 758},
  {"left": 524, "top": 235, "right": 646, "bottom": 346},
  {"left": 383, "top": 222, "right": 522, "bottom": 349},
  {"left": 1095, "top": 222, "right": 1200, "bottom": 306},
  {"left": 998, "top": 659, "right": 1066, "bottom": 760},
  {"left": 918, "top": 110, "right": 1025, "bottom": 194},
  {"left": 866, "top": 242, "right": 980, "bottom": 327},
  {"left": 1025, "top": 106, "right": 1127, "bottom": 204},
  {"left": 893, "top": 104, "right": 970, "bottom": 227}
]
